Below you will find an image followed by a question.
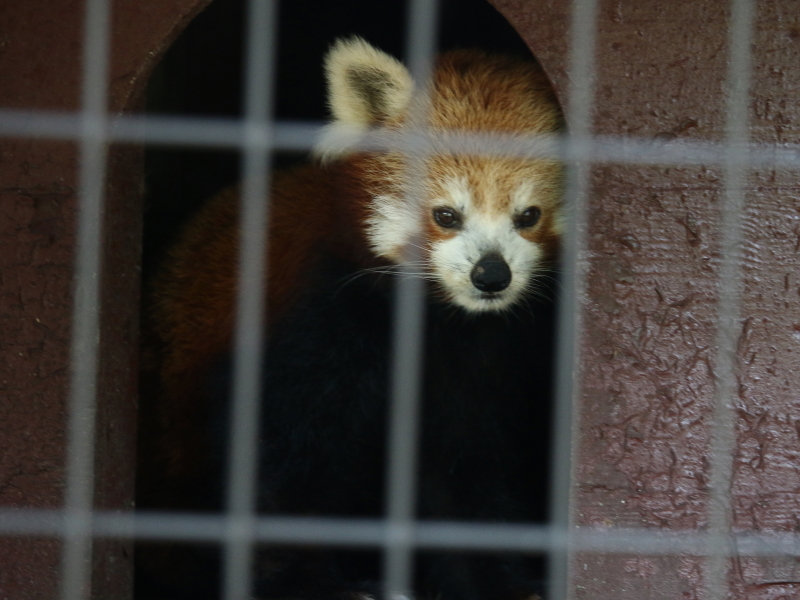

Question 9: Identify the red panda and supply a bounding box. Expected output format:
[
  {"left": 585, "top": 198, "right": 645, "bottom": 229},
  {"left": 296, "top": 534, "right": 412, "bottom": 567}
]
[{"left": 137, "top": 37, "right": 563, "bottom": 600}]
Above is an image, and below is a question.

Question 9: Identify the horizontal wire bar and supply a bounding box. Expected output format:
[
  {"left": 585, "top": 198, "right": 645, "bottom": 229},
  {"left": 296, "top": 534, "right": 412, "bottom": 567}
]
[
  {"left": 0, "top": 110, "right": 319, "bottom": 149},
  {"left": 2, "top": 509, "right": 800, "bottom": 558},
  {"left": 1, "top": 109, "right": 799, "bottom": 169}
]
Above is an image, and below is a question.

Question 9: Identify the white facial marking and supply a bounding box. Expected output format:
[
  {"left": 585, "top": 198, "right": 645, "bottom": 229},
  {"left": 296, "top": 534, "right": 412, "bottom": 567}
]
[
  {"left": 512, "top": 180, "right": 536, "bottom": 212},
  {"left": 428, "top": 177, "right": 544, "bottom": 312},
  {"left": 443, "top": 177, "right": 471, "bottom": 213},
  {"left": 365, "top": 194, "right": 420, "bottom": 259},
  {"left": 365, "top": 176, "right": 548, "bottom": 312}
]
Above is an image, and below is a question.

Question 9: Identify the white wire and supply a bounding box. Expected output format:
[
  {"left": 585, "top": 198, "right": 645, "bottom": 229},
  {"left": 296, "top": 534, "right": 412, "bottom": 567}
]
[
  {"left": 382, "top": 0, "right": 440, "bottom": 597},
  {"left": 60, "top": 0, "right": 111, "bottom": 599},
  {"left": 705, "top": 0, "right": 755, "bottom": 599},
  {"left": 223, "top": 1, "right": 279, "bottom": 600},
  {"left": 549, "top": 0, "right": 598, "bottom": 598},
  {"left": 5, "top": 0, "right": 771, "bottom": 597},
  {"left": 7, "top": 509, "right": 800, "bottom": 558},
  {"left": 3, "top": 110, "right": 800, "bottom": 169}
]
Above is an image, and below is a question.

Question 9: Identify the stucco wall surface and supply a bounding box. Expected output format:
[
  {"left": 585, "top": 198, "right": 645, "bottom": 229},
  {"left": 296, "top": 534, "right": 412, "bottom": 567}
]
[
  {"left": 3, "top": 0, "right": 800, "bottom": 598},
  {"left": 491, "top": 0, "right": 800, "bottom": 598},
  {"left": 0, "top": 0, "right": 209, "bottom": 598}
]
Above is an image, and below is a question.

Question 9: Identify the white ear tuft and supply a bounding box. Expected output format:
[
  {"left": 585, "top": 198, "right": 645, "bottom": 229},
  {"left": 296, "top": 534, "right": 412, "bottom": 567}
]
[{"left": 324, "top": 37, "right": 414, "bottom": 128}]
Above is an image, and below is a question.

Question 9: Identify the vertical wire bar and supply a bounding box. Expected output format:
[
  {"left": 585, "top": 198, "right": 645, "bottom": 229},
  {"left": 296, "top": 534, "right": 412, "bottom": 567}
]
[
  {"left": 382, "top": 0, "right": 439, "bottom": 597},
  {"left": 548, "top": 0, "right": 599, "bottom": 598},
  {"left": 60, "top": 0, "right": 112, "bottom": 598},
  {"left": 222, "top": 1, "right": 278, "bottom": 599},
  {"left": 705, "top": 0, "right": 754, "bottom": 599}
]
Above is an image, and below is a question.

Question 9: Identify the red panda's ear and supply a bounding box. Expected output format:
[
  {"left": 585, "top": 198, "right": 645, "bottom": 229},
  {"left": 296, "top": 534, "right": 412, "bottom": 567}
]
[
  {"left": 314, "top": 37, "right": 414, "bottom": 161},
  {"left": 323, "top": 37, "right": 414, "bottom": 128}
]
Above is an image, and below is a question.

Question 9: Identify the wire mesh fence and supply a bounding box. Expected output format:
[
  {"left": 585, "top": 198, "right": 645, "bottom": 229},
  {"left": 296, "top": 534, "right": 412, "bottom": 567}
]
[{"left": 3, "top": 0, "right": 798, "bottom": 598}]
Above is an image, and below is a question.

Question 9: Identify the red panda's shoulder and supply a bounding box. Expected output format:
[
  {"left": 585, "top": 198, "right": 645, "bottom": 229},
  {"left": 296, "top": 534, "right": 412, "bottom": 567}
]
[
  {"left": 147, "top": 162, "right": 372, "bottom": 399},
  {"left": 142, "top": 160, "right": 378, "bottom": 480}
]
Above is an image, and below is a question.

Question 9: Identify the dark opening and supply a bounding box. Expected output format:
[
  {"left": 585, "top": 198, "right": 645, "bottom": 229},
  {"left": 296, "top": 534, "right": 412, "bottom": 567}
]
[
  {"left": 140, "top": 0, "right": 532, "bottom": 275},
  {"left": 136, "top": 1, "right": 555, "bottom": 599}
]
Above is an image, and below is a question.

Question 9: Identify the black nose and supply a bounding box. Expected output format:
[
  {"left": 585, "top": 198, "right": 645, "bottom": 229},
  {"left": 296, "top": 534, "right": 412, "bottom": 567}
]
[{"left": 471, "top": 253, "right": 511, "bottom": 293}]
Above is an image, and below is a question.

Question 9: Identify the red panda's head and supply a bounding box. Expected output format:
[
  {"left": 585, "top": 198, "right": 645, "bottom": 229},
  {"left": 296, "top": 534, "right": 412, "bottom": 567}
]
[{"left": 316, "top": 38, "right": 563, "bottom": 313}]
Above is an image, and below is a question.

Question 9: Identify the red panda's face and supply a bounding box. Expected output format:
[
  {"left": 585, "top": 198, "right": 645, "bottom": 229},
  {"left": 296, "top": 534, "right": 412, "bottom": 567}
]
[
  {"left": 317, "top": 38, "right": 564, "bottom": 312},
  {"left": 364, "top": 155, "right": 561, "bottom": 313}
]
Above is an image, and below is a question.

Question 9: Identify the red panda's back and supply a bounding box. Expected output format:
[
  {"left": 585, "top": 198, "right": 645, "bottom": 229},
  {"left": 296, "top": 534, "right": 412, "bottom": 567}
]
[{"left": 142, "top": 162, "right": 353, "bottom": 483}]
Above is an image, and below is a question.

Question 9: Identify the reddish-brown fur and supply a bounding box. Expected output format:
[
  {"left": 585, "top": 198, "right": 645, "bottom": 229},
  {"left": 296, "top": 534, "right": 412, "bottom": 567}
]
[
  {"left": 143, "top": 162, "right": 381, "bottom": 480},
  {"left": 430, "top": 52, "right": 561, "bottom": 134},
  {"left": 142, "top": 48, "right": 562, "bottom": 491}
]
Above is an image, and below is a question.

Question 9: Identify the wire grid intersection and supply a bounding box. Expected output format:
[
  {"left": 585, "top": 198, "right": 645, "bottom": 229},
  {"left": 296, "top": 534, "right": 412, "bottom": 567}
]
[{"left": 2, "top": 0, "right": 791, "bottom": 598}]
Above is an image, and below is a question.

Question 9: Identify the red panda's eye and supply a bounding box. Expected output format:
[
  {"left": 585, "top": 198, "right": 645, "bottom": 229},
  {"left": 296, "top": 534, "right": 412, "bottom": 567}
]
[
  {"left": 515, "top": 206, "right": 542, "bottom": 229},
  {"left": 433, "top": 207, "right": 460, "bottom": 228}
]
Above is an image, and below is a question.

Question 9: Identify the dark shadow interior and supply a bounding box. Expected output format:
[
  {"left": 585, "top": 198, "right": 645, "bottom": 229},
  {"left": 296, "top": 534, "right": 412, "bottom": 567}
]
[{"left": 136, "top": 1, "right": 552, "bottom": 598}]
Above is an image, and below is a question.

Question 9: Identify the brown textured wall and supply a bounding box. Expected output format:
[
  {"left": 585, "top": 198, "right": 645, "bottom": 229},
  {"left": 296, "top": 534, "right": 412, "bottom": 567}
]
[
  {"left": 0, "top": 0, "right": 209, "bottom": 598},
  {"left": 491, "top": 0, "right": 800, "bottom": 598},
  {"left": 3, "top": 0, "right": 799, "bottom": 598}
]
